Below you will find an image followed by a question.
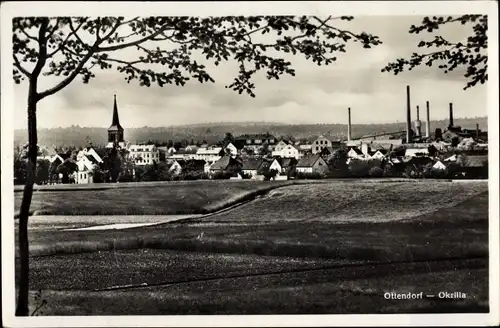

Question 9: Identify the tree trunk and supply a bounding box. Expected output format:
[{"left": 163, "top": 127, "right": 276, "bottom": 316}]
[{"left": 16, "top": 86, "right": 38, "bottom": 317}]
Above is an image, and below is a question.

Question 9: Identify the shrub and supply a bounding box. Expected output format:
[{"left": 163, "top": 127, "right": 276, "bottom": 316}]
[
  {"left": 368, "top": 166, "right": 384, "bottom": 178},
  {"left": 294, "top": 171, "right": 324, "bottom": 180},
  {"left": 211, "top": 171, "right": 233, "bottom": 180}
]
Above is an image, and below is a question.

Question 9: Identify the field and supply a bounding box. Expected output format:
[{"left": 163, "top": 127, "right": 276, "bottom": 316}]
[
  {"left": 13, "top": 180, "right": 489, "bottom": 315},
  {"left": 14, "top": 180, "right": 297, "bottom": 216}
]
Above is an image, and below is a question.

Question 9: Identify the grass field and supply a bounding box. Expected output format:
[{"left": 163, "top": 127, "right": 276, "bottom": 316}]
[
  {"left": 14, "top": 180, "right": 298, "bottom": 216},
  {"left": 13, "top": 180, "right": 489, "bottom": 315}
]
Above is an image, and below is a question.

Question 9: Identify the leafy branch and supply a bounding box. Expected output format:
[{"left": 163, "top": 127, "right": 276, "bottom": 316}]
[{"left": 382, "top": 15, "right": 488, "bottom": 90}]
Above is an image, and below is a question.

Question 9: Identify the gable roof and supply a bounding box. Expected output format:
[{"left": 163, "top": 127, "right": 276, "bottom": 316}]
[
  {"left": 93, "top": 148, "right": 108, "bottom": 159},
  {"left": 296, "top": 154, "right": 324, "bottom": 168},
  {"left": 241, "top": 158, "right": 266, "bottom": 170},
  {"left": 210, "top": 155, "right": 240, "bottom": 171},
  {"left": 348, "top": 147, "right": 364, "bottom": 155},
  {"left": 86, "top": 153, "right": 100, "bottom": 165},
  {"left": 463, "top": 155, "right": 488, "bottom": 167},
  {"left": 279, "top": 157, "right": 298, "bottom": 168}
]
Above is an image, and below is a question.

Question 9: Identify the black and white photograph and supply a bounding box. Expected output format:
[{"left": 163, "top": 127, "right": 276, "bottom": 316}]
[{"left": 1, "top": 1, "right": 499, "bottom": 327}]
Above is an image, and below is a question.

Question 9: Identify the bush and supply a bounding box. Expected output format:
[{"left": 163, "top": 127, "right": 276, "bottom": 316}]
[
  {"left": 211, "top": 171, "right": 233, "bottom": 180},
  {"left": 294, "top": 171, "right": 324, "bottom": 180},
  {"left": 181, "top": 170, "right": 209, "bottom": 181},
  {"left": 368, "top": 166, "right": 383, "bottom": 178}
]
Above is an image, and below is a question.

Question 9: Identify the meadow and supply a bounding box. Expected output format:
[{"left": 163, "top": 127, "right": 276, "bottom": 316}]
[
  {"left": 14, "top": 180, "right": 297, "bottom": 216},
  {"left": 13, "top": 180, "right": 489, "bottom": 315}
]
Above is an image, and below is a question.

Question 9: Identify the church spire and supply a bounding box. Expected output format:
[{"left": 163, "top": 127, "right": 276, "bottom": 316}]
[
  {"left": 112, "top": 94, "right": 121, "bottom": 128},
  {"left": 108, "top": 94, "right": 124, "bottom": 145}
]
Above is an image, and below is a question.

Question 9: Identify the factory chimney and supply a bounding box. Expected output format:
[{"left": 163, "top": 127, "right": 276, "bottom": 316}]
[
  {"left": 449, "top": 103, "right": 454, "bottom": 128},
  {"left": 476, "top": 123, "right": 480, "bottom": 140},
  {"left": 425, "top": 101, "right": 431, "bottom": 138},
  {"left": 347, "top": 107, "right": 352, "bottom": 142},
  {"left": 414, "top": 105, "right": 422, "bottom": 137},
  {"left": 406, "top": 85, "right": 412, "bottom": 143}
]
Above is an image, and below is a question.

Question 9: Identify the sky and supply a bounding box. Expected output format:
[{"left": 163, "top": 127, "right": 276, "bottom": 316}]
[{"left": 13, "top": 15, "right": 487, "bottom": 129}]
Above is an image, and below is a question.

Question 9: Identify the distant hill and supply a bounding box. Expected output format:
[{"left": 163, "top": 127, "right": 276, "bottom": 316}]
[{"left": 14, "top": 117, "right": 488, "bottom": 148}]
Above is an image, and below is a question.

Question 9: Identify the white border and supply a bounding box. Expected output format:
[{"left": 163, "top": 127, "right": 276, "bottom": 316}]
[{"left": 1, "top": 1, "right": 498, "bottom": 327}]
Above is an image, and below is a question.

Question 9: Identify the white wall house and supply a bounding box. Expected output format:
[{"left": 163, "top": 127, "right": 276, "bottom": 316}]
[
  {"left": 295, "top": 155, "right": 328, "bottom": 174},
  {"left": 433, "top": 160, "right": 448, "bottom": 171},
  {"left": 272, "top": 144, "right": 301, "bottom": 159},
  {"left": 224, "top": 143, "right": 238, "bottom": 156},
  {"left": 195, "top": 147, "right": 222, "bottom": 162},
  {"left": 274, "top": 140, "right": 289, "bottom": 152},
  {"left": 370, "top": 150, "right": 387, "bottom": 161},
  {"left": 347, "top": 148, "right": 364, "bottom": 160},
  {"left": 75, "top": 156, "right": 95, "bottom": 184},
  {"left": 312, "top": 136, "right": 333, "bottom": 154},
  {"left": 129, "top": 144, "right": 160, "bottom": 165},
  {"left": 76, "top": 147, "right": 104, "bottom": 164},
  {"left": 168, "top": 160, "right": 183, "bottom": 175},
  {"left": 269, "top": 159, "right": 282, "bottom": 173}
]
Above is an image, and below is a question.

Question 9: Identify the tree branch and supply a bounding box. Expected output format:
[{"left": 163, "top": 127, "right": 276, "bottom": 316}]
[
  {"left": 13, "top": 55, "right": 32, "bottom": 78},
  {"left": 95, "top": 21, "right": 173, "bottom": 52},
  {"left": 47, "top": 19, "right": 86, "bottom": 58},
  {"left": 46, "top": 18, "right": 61, "bottom": 40},
  {"left": 68, "top": 19, "right": 87, "bottom": 48},
  {"left": 31, "top": 19, "right": 50, "bottom": 79},
  {"left": 38, "top": 49, "right": 95, "bottom": 100},
  {"left": 18, "top": 24, "right": 38, "bottom": 43}
]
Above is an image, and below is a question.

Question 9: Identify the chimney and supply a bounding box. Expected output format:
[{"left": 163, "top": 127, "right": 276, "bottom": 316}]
[
  {"left": 347, "top": 107, "right": 352, "bottom": 142},
  {"left": 406, "top": 85, "right": 412, "bottom": 143},
  {"left": 425, "top": 101, "right": 431, "bottom": 138},
  {"left": 449, "top": 103, "right": 454, "bottom": 128},
  {"left": 476, "top": 123, "right": 480, "bottom": 139},
  {"left": 415, "top": 105, "right": 421, "bottom": 137}
]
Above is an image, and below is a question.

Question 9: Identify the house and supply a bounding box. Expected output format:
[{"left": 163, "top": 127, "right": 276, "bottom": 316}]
[
  {"left": 268, "top": 158, "right": 282, "bottom": 173},
  {"left": 347, "top": 147, "right": 364, "bottom": 160},
  {"left": 169, "top": 159, "right": 206, "bottom": 175},
  {"left": 319, "top": 147, "right": 336, "bottom": 158},
  {"left": 444, "top": 154, "right": 457, "bottom": 162},
  {"left": 272, "top": 144, "right": 301, "bottom": 159},
  {"left": 312, "top": 136, "right": 342, "bottom": 154},
  {"left": 273, "top": 157, "right": 298, "bottom": 175},
  {"left": 369, "top": 149, "right": 388, "bottom": 161},
  {"left": 76, "top": 147, "right": 104, "bottom": 164},
  {"left": 184, "top": 145, "right": 199, "bottom": 152},
  {"left": 75, "top": 155, "right": 96, "bottom": 184},
  {"left": 195, "top": 147, "right": 223, "bottom": 162},
  {"left": 457, "top": 137, "right": 477, "bottom": 150},
  {"left": 274, "top": 140, "right": 290, "bottom": 152},
  {"left": 460, "top": 155, "right": 488, "bottom": 177},
  {"left": 128, "top": 144, "right": 160, "bottom": 165},
  {"left": 209, "top": 155, "right": 242, "bottom": 175},
  {"left": 241, "top": 158, "right": 270, "bottom": 179},
  {"left": 233, "top": 133, "right": 278, "bottom": 153},
  {"left": 405, "top": 148, "right": 429, "bottom": 158},
  {"left": 295, "top": 154, "right": 329, "bottom": 175},
  {"left": 224, "top": 142, "right": 238, "bottom": 156},
  {"left": 432, "top": 160, "right": 448, "bottom": 171}
]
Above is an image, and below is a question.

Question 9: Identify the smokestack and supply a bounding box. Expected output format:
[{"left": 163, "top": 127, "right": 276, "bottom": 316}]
[
  {"left": 476, "top": 123, "right": 479, "bottom": 140},
  {"left": 406, "top": 85, "right": 412, "bottom": 143},
  {"left": 347, "top": 107, "right": 352, "bottom": 142},
  {"left": 415, "top": 105, "right": 421, "bottom": 137},
  {"left": 425, "top": 101, "right": 430, "bottom": 138},
  {"left": 449, "top": 103, "right": 454, "bottom": 128}
]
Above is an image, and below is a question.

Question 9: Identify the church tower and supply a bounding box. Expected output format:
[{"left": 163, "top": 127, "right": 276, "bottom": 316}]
[{"left": 106, "top": 94, "right": 125, "bottom": 148}]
